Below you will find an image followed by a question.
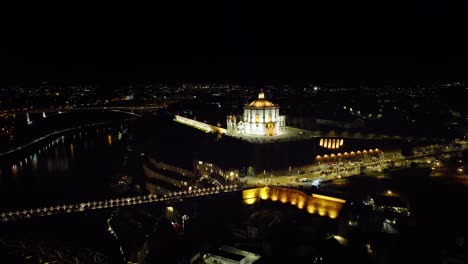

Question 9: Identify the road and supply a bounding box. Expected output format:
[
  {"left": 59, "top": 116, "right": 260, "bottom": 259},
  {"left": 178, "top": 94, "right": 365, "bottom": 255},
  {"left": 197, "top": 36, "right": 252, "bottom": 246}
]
[{"left": 242, "top": 142, "right": 467, "bottom": 189}]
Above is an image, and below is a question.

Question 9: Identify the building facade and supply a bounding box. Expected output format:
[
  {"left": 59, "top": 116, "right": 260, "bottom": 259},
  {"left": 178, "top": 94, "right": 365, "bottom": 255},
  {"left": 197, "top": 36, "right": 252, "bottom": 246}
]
[{"left": 227, "top": 92, "right": 286, "bottom": 136}]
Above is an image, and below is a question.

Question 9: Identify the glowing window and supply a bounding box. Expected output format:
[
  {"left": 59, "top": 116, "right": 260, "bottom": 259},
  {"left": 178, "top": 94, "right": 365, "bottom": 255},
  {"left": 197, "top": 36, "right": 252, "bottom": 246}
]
[
  {"left": 268, "top": 114, "right": 272, "bottom": 122},
  {"left": 255, "top": 114, "right": 260, "bottom": 123}
]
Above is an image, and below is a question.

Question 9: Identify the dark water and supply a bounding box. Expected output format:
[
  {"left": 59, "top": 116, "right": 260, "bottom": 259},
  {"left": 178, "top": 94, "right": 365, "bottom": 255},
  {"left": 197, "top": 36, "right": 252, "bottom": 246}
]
[
  {"left": 0, "top": 125, "right": 128, "bottom": 211},
  {"left": 0, "top": 119, "right": 132, "bottom": 262}
]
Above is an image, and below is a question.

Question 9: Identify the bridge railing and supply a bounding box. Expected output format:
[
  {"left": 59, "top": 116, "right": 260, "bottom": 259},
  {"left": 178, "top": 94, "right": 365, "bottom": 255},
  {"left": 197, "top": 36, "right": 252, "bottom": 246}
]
[{"left": 0, "top": 184, "right": 240, "bottom": 222}]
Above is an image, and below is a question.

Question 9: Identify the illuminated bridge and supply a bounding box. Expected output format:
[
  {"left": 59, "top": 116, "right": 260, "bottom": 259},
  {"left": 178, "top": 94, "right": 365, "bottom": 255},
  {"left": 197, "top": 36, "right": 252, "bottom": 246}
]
[{"left": 0, "top": 184, "right": 240, "bottom": 222}]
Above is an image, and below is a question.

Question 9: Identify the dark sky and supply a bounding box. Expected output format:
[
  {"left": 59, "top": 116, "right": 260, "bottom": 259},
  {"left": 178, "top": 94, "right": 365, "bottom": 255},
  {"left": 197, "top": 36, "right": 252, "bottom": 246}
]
[{"left": 1, "top": 2, "right": 467, "bottom": 85}]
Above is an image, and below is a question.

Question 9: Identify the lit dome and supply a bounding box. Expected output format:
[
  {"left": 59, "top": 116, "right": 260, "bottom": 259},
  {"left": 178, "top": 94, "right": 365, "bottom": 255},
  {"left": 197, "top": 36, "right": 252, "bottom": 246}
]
[{"left": 248, "top": 92, "right": 275, "bottom": 108}]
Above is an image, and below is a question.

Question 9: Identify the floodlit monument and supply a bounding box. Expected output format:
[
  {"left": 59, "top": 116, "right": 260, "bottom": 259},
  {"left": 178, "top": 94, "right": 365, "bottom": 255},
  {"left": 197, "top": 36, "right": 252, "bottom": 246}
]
[{"left": 227, "top": 91, "right": 286, "bottom": 136}]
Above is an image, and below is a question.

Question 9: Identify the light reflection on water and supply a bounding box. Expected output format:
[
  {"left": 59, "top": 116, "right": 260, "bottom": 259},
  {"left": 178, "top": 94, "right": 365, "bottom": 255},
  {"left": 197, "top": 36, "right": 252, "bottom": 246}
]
[
  {"left": 107, "top": 134, "right": 112, "bottom": 146},
  {"left": 70, "top": 143, "right": 75, "bottom": 159},
  {"left": 11, "top": 164, "right": 17, "bottom": 175},
  {"left": 0, "top": 126, "right": 126, "bottom": 209},
  {"left": 32, "top": 153, "right": 38, "bottom": 169}
]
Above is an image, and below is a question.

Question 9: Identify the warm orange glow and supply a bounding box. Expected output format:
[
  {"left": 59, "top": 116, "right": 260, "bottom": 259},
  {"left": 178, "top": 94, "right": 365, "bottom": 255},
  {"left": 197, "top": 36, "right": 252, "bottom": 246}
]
[
  {"left": 244, "top": 198, "right": 257, "bottom": 205},
  {"left": 312, "top": 194, "right": 346, "bottom": 203},
  {"left": 329, "top": 211, "right": 338, "bottom": 219},
  {"left": 318, "top": 207, "right": 327, "bottom": 216},
  {"left": 271, "top": 188, "right": 279, "bottom": 201},
  {"left": 316, "top": 155, "right": 322, "bottom": 160},
  {"left": 242, "top": 187, "right": 346, "bottom": 219},
  {"left": 280, "top": 193, "right": 288, "bottom": 203},
  {"left": 249, "top": 99, "right": 275, "bottom": 108},
  {"left": 337, "top": 153, "right": 342, "bottom": 158},
  {"left": 319, "top": 139, "right": 323, "bottom": 146},
  {"left": 307, "top": 204, "right": 316, "bottom": 214},
  {"left": 350, "top": 151, "right": 355, "bottom": 156},
  {"left": 297, "top": 199, "right": 305, "bottom": 209},
  {"left": 255, "top": 114, "right": 260, "bottom": 123},
  {"left": 242, "top": 188, "right": 259, "bottom": 205},
  {"left": 259, "top": 187, "right": 269, "bottom": 200},
  {"left": 330, "top": 154, "right": 336, "bottom": 159},
  {"left": 340, "top": 139, "right": 344, "bottom": 146},
  {"left": 324, "top": 154, "right": 329, "bottom": 159},
  {"left": 290, "top": 195, "right": 297, "bottom": 205}
]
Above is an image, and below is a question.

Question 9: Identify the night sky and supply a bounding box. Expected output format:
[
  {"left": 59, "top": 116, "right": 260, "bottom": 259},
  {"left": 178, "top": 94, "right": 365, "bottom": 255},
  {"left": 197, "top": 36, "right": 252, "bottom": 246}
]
[{"left": 1, "top": 2, "right": 467, "bottom": 85}]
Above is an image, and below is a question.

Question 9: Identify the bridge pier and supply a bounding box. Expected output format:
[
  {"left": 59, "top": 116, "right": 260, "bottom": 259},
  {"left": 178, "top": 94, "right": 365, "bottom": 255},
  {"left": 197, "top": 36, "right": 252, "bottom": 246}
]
[{"left": 26, "top": 112, "right": 31, "bottom": 124}]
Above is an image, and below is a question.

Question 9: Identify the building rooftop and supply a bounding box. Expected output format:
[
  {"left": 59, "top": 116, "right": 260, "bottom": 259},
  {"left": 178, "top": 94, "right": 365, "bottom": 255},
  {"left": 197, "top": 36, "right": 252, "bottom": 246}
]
[
  {"left": 203, "top": 245, "right": 261, "bottom": 264},
  {"left": 247, "top": 92, "right": 276, "bottom": 108}
]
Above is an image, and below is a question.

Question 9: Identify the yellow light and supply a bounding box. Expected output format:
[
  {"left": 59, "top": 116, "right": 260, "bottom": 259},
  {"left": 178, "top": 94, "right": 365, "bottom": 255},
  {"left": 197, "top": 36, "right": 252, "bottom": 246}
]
[
  {"left": 318, "top": 208, "right": 327, "bottom": 216},
  {"left": 329, "top": 211, "right": 338, "bottom": 219},
  {"left": 312, "top": 194, "right": 346, "bottom": 203},
  {"left": 280, "top": 193, "right": 288, "bottom": 203},
  {"left": 387, "top": 190, "right": 392, "bottom": 195},
  {"left": 271, "top": 193, "right": 278, "bottom": 201},
  {"left": 290, "top": 196, "right": 297, "bottom": 205},
  {"left": 242, "top": 188, "right": 259, "bottom": 201},
  {"left": 259, "top": 187, "right": 269, "bottom": 200},
  {"left": 244, "top": 198, "right": 257, "bottom": 205},
  {"left": 297, "top": 199, "right": 305, "bottom": 209}
]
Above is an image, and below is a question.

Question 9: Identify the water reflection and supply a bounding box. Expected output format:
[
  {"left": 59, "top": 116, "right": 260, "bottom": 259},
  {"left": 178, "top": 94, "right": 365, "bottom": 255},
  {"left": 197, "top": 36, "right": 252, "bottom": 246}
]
[
  {"left": 11, "top": 164, "right": 17, "bottom": 175},
  {"left": 70, "top": 143, "right": 75, "bottom": 159},
  {"left": 32, "top": 153, "right": 38, "bottom": 169},
  {"left": 0, "top": 126, "right": 127, "bottom": 210},
  {"left": 107, "top": 134, "right": 112, "bottom": 146}
]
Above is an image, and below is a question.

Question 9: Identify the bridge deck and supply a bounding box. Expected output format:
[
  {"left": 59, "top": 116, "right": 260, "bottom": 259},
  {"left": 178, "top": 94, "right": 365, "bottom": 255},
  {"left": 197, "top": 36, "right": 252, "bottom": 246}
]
[{"left": 0, "top": 185, "right": 240, "bottom": 222}]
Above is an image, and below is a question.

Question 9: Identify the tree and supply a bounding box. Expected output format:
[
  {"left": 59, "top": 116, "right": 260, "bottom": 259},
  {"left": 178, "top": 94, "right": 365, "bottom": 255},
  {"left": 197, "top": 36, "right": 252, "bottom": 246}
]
[
  {"left": 401, "top": 143, "right": 414, "bottom": 167},
  {"left": 401, "top": 144, "right": 414, "bottom": 159}
]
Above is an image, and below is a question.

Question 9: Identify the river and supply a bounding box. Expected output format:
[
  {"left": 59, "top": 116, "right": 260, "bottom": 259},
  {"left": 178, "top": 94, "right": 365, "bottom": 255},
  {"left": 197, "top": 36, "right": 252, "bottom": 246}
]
[{"left": 0, "top": 120, "right": 130, "bottom": 211}]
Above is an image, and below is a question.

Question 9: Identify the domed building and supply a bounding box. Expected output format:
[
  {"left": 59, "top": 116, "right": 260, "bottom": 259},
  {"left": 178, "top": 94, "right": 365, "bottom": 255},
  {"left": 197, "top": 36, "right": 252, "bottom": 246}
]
[{"left": 227, "top": 92, "right": 286, "bottom": 136}]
